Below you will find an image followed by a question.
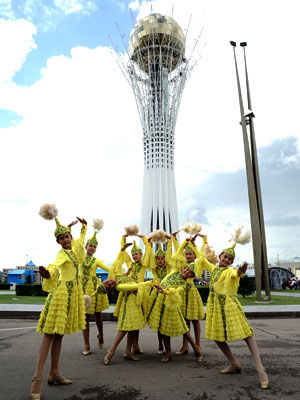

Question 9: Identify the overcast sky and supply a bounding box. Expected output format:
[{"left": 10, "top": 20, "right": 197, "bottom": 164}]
[{"left": 0, "top": 0, "right": 299, "bottom": 269}]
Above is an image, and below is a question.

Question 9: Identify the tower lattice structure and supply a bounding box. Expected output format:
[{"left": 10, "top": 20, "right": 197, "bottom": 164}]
[{"left": 114, "top": 13, "right": 199, "bottom": 237}]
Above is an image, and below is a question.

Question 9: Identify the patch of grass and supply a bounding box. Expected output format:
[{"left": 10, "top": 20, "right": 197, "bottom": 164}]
[
  {"left": 237, "top": 294, "right": 300, "bottom": 306},
  {"left": 0, "top": 294, "right": 46, "bottom": 304}
]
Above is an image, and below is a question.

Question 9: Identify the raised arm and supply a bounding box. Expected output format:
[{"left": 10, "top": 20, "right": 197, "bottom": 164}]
[
  {"left": 171, "top": 238, "right": 188, "bottom": 270},
  {"left": 111, "top": 236, "right": 132, "bottom": 276},
  {"left": 164, "top": 237, "right": 172, "bottom": 267},
  {"left": 172, "top": 230, "right": 180, "bottom": 252},
  {"left": 71, "top": 218, "right": 87, "bottom": 263},
  {"left": 40, "top": 252, "right": 67, "bottom": 292}
]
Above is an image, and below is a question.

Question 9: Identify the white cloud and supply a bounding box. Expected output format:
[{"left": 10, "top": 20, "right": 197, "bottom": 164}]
[
  {"left": 53, "top": 0, "right": 97, "bottom": 15},
  {"left": 0, "top": 18, "right": 36, "bottom": 83},
  {"left": 0, "top": 43, "right": 144, "bottom": 267}
]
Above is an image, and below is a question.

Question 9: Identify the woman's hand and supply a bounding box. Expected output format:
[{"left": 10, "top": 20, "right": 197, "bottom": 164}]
[
  {"left": 196, "top": 233, "right": 206, "bottom": 238},
  {"left": 154, "top": 284, "right": 163, "bottom": 293},
  {"left": 136, "top": 234, "right": 145, "bottom": 239},
  {"left": 125, "top": 268, "right": 132, "bottom": 276},
  {"left": 76, "top": 217, "right": 87, "bottom": 225},
  {"left": 39, "top": 266, "right": 50, "bottom": 279},
  {"left": 68, "top": 220, "right": 78, "bottom": 228},
  {"left": 172, "top": 230, "right": 180, "bottom": 236},
  {"left": 238, "top": 262, "right": 248, "bottom": 276},
  {"left": 121, "top": 242, "right": 132, "bottom": 251}
]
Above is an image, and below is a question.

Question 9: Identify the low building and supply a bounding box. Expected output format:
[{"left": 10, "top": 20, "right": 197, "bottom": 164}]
[
  {"left": 96, "top": 268, "right": 109, "bottom": 281},
  {"left": 18, "top": 260, "right": 41, "bottom": 283},
  {"left": 7, "top": 269, "right": 34, "bottom": 285}
]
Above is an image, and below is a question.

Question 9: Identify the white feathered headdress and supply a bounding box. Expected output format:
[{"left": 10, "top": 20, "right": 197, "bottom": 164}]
[
  {"left": 222, "top": 225, "right": 251, "bottom": 259},
  {"left": 180, "top": 218, "right": 202, "bottom": 236},
  {"left": 87, "top": 217, "right": 104, "bottom": 246},
  {"left": 38, "top": 203, "right": 69, "bottom": 237},
  {"left": 124, "top": 224, "right": 139, "bottom": 236},
  {"left": 148, "top": 229, "right": 168, "bottom": 243}
]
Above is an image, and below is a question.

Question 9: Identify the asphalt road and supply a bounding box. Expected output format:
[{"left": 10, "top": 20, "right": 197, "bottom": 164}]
[{"left": 0, "top": 318, "right": 299, "bottom": 400}]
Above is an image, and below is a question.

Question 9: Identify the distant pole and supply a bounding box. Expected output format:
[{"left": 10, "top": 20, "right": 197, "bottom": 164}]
[{"left": 230, "top": 41, "right": 270, "bottom": 301}]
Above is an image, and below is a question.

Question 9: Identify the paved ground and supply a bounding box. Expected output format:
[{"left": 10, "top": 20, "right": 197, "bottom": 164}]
[{"left": 0, "top": 318, "right": 299, "bottom": 400}]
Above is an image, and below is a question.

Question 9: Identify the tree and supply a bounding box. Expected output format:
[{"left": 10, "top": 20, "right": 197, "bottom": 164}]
[
  {"left": 238, "top": 274, "right": 256, "bottom": 298},
  {"left": 25, "top": 274, "right": 32, "bottom": 284}
]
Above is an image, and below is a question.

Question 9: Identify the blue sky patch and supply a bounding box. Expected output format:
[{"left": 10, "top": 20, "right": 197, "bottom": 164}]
[{"left": 0, "top": 109, "right": 24, "bottom": 128}]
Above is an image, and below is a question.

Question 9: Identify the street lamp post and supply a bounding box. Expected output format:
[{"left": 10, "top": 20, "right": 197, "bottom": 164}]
[{"left": 230, "top": 41, "right": 271, "bottom": 301}]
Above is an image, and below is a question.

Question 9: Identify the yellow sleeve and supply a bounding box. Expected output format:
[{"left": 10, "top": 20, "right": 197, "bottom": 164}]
[
  {"left": 172, "top": 235, "right": 180, "bottom": 251},
  {"left": 72, "top": 223, "right": 87, "bottom": 263},
  {"left": 141, "top": 236, "right": 155, "bottom": 270},
  {"left": 224, "top": 268, "right": 240, "bottom": 296},
  {"left": 152, "top": 268, "right": 158, "bottom": 281},
  {"left": 164, "top": 239, "right": 172, "bottom": 266},
  {"left": 229, "top": 268, "right": 239, "bottom": 279},
  {"left": 120, "top": 236, "right": 126, "bottom": 248},
  {"left": 200, "top": 256, "right": 218, "bottom": 274},
  {"left": 117, "top": 282, "right": 139, "bottom": 292},
  {"left": 42, "top": 251, "right": 66, "bottom": 292},
  {"left": 188, "top": 241, "right": 205, "bottom": 276},
  {"left": 79, "top": 223, "right": 87, "bottom": 243},
  {"left": 171, "top": 239, "right": 187, "bottom": 270},
  {"left": 200, "top": 236, "right": 208, "bottom": 253},
  {"left": 95, "top": 259, "right": 111, "bottom": 273},
  {"left": 164, "top": 286, "right": 185, "bottom": 310},
  {"left": 111, "top": 236, "right": 132, "bottom": 276},
  {"left": 190, "top": 241, "right": 202, "bottom": 260}
]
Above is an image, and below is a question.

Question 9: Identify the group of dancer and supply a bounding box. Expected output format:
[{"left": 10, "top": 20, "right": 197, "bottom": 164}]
[{"left": 30, "top": 204, "right": 269, "bottom": 400}]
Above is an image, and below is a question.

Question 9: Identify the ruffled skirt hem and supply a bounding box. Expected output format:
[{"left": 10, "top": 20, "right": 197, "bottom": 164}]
[
  {"left": 36, "top": 279, "right": 86, "bottom": 335},
  {"left": 205, "top": 293, "right": 254, "bottom": 342}
]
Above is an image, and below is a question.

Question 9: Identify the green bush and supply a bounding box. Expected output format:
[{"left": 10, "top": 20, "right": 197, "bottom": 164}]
[
  {"left": 197, "top": 286, "right": 210, "bottom": 303},
  {"left": 238, "top": 274, "right": 256, "bottom": 298},
  {"left": 25, "top": 274, "right": 32, "bottom": 284},
  {"left": 0, "top": 283, "right": 10, "bottom": 290},
  {"left": 16, "top": 284, "right": 48, "bottom": 297}
]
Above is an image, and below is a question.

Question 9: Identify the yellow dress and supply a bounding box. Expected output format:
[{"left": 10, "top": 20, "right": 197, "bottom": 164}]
[
  {"left": 81, "top": 257, "right": 110, "bottom": 314},
  {"left": 150, "top": 239, "right": 172, "bottom": 285},
  {"left": 36, "top": 248, "right": 86, "bottom": 335},
  {"left": 171, "top": 240, "right": 205, "bottom": 320},
  {"left": 123, "top": 236, "right": 150, "bottom": 283},
  {"left": 112, "top": 275, "right": 151, "bottom": 331},
  {"left": 147, "top": 239, "right": 173, "bottom": 315},
  {"left": 147, "top": 271, "right": 189, "bottom": 337},
  {"left": 201, "top": 257, "right": 254, "bottom": 342},
  {"left": 113, "top": 236, "right": 151, "bottom": 321}
]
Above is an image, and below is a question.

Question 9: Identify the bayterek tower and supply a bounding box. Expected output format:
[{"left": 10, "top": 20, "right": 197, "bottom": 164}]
[{"left": 115, "top": 13, "right": 197, "bottom": 237}]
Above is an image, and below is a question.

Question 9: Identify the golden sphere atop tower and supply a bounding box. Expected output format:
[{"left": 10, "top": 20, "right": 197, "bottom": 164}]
[{"left": 129, "top": 13, "right": 186, "bottom": 73}]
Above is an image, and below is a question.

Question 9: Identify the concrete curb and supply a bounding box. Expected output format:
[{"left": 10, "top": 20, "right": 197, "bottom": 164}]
[
  {"left": 0, "top": 310, "right": 118, "bottom": 320},
  {"left": 1, "top": 310, "right": 299, "bottom": 320}
]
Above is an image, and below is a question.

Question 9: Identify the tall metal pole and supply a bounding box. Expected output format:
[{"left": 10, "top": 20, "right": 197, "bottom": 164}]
[
  {"left": 230, "top": 41, "right": 264, "bottom": 301},
  {"left": 241, "top": 43, "right": 271, "bottom": 299}
]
